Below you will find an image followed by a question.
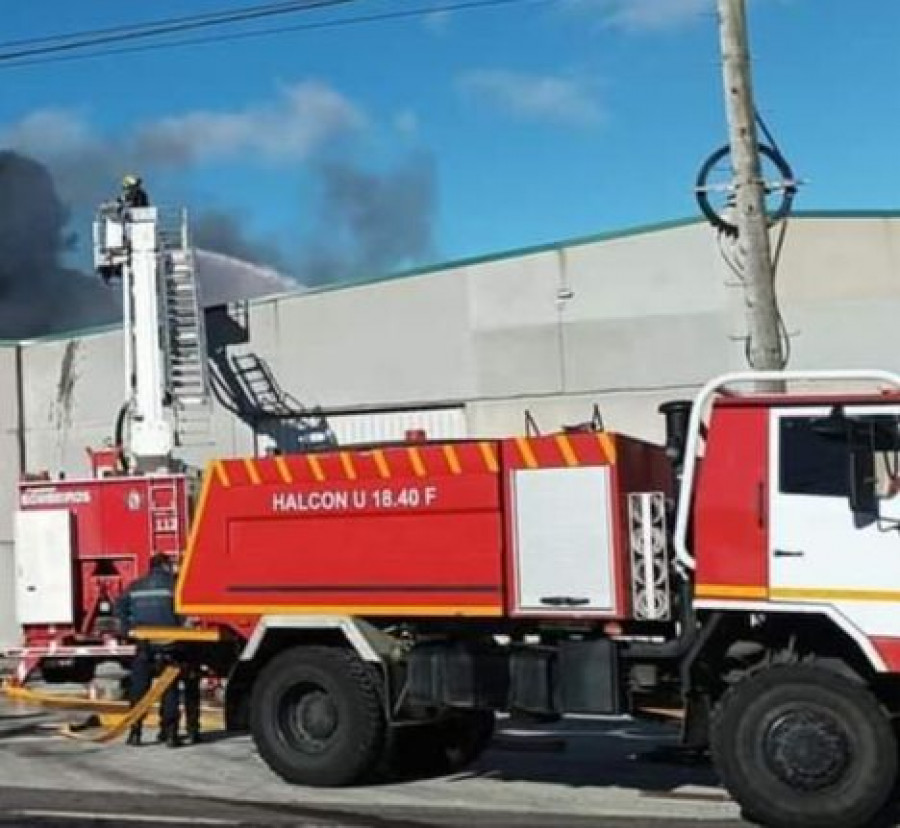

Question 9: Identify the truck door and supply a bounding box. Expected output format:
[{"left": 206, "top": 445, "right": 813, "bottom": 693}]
[
  {"left": 769, "top": 406, "right": 900, "bottom": 636},
  {"left": 511, "top": 466, "right": 617, "bottom": 615},
  {"left": 14, "top": 509, "right": 74, "bottom": 625}
]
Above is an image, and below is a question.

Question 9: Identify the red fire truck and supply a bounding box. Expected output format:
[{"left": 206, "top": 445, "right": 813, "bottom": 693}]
[
  {"left": 9, "top": 202, "right": 900, "bottom": 827},
  {"left": 157, "top": 368, "right": 900, "bottom": 828}
]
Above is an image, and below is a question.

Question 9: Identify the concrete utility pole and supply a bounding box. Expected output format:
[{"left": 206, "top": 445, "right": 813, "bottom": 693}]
[{"left": 717, "top": 0, "right": 786, "bottom": 380}]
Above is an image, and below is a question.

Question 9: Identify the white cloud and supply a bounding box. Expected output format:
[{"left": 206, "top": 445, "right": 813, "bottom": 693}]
[
  {"left": 2, "top": 80, "right": 365, "bottom": 173},
  {"left": 0, "top": 80, "right": 368, "bottom": 207},
  {"left": 458, "top": 70, "right": 603, "bottom": 128},
  {"left": 423, "top": 9, "right": 453, "bottom": 34},
  {"left": 563, "top": 0, "right": 712, "bottom": 31},
  {"left": 134, "top": 81, "right": 365, "bottom": 164},
  {"left": 2, "top": 108, "right": 98, "bottom": 157}
]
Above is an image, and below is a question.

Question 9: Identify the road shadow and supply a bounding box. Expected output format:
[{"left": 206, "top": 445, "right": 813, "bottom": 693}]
[
  {"left": 0, "top": 717, "right": 56, "bottom": 741},
  {"left": 459, "top": 718, "right": 720, "bottom": 791},
  {"left": 375, "top": 717, "right": 719, "bottom": 794}
]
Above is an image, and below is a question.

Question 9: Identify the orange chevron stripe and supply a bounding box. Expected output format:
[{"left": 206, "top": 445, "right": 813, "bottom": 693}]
[
  {"left": 408, "top": 447, "right": 426, "bottom": 477},
  {"left": 598, "top": 432, "right": 617, "bottom": 464},
  {"left": 372, "top": 449, "right": 391, "bottom": 479},
  {"left": 442, "top": 444, "right": 462, "bottom": 474},
  {"left": 339, "top": 452, "right": 357, "bottom": 480},
  {"left": 274, "top": 456, "right": 293, "bottom": 484},
  {"left": 479, "top": 442, "right": 498, "bottom": 473},
  {"left": 243, "top": 458, "right": 261, "bottom": 485},
  {"left": 516, "top": 437, "right": 538, "bottom": 469},
  {"left": 214, "top": 461, "right": 231, "bottom": 488},
  {"left": 307, "top": 455, "right": 325, "bottom": 482},
  {"left": 555, "top": 434, "right": 579, "bottom": 467}
]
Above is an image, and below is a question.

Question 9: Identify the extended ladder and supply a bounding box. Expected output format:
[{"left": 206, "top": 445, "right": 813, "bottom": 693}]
[{"left": 158, "top": 210, "right": 211, "bottom": 447}]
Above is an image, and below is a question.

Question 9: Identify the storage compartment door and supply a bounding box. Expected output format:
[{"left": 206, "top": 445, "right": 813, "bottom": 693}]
[
  {"left": 513, "top": 466, "right": 616, "bottom": 613},
  {"left": 14, "top": 510, "right": 74, "bottom": 625}
]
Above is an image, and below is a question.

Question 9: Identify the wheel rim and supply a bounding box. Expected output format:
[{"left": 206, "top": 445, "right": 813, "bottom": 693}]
[
  {"left": 762, "top": 705, "right": 853, "bottom": 792},
  {"left": 278, "top": 682, "right": 339, "bottom": 755}
]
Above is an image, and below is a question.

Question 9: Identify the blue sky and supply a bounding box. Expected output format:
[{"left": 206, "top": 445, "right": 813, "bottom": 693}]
[{"left": 2, "top": 0, "right": 898, "bottom": 283}]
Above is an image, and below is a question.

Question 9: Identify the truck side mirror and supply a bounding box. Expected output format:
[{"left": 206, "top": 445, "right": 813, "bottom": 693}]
[{"left": 849, "top": 446, "right": 878, "bottom": 517}]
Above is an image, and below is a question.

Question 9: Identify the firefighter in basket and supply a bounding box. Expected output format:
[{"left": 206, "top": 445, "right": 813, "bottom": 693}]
[
  {"left": 115, "top": 553, "right": 201, "bottom": 748},
  {"left": 119, "top": 174, "right": 150, "bottom": 209}
]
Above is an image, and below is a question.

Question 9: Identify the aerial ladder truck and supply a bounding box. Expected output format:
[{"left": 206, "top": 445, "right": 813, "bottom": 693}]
[{"left": 7, "top": 200, "right": 209, "bottom": 684}]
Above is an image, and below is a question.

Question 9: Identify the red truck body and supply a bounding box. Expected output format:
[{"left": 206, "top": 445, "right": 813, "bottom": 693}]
[
  {"left": 16, "top": 475, "right": 189, "bottom": 647},
  {"left": 178, "top": 433, "right": 670, "bottom": 630}
]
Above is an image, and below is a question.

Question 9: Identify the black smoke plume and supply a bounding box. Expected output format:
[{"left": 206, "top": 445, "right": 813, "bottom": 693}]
[
  {"left": 0, "top": 151, "right": 118, "bottom": 338},
  {"left": 0, "top": 148, "right": 438, "bottom": 337},
  {"left": 299, "top": 153, "right": 436, "bottom": 286},
  {"left": 192, "top": 210, "right": 286, "bottom": 272}
]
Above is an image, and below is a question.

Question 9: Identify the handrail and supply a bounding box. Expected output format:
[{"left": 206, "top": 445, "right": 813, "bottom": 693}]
[{"left": 674, "top": 369, "right": 900, "bottom": 572}]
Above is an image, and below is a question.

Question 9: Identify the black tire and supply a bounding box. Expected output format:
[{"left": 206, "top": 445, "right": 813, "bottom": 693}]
[
  {"left": 711, "top": 664, "right": 897, "bottom": 828},
  {"left": 441, "top": 709, "right": 495, "bottom": 770},
  {"left": 40, "top": 659, "right": 97, "bottom": 685},
  {"left": 388, "top": 710, "right": 495, "bottom": 778},
  {"left": 250, "top": 646, "right": 386, "bottom": 787}
]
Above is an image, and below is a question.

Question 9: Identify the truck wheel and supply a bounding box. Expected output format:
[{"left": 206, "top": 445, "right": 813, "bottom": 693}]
[
  {"left": 40, "top": 659, "right": 97, "bottom": 685},
  {"left": 250, "top": 646, "right": 386, "bottom": 787},
  {"left": 711, "top": 664, "right": 897, "bottom": 828},
  {"left": 389, "top": 710, "right": 495, "bottom": 777},
  {"left": 441, "top": 709, "right": 495, "bottom": 770}
]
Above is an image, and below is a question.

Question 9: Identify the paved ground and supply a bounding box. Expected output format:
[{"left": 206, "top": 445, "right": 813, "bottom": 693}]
[{"left": 0, "top": 693, "right": 744, "bottom": 827}]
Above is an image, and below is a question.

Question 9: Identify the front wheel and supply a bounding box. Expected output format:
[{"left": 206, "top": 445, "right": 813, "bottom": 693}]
[
  {"left": 250, "top": 646, "right": 386, "bottom": 787},
  {"left": 711, "top": 664, "right": 897, "bottom": 828}
]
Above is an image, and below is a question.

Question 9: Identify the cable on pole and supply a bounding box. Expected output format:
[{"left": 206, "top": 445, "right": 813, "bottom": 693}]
[{"left": 0, "top": 0, "right": 550, "bottom": 70}]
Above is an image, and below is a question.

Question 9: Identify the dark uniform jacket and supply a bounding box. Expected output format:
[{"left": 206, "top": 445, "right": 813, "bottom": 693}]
[{"left": 115, "top": 568, "right": 180, "bottom": 636}]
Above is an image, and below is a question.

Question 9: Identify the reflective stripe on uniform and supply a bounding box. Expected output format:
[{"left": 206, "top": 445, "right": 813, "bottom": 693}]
[{"left": 130, "top": 589, "right": 174, "bottom": 599}]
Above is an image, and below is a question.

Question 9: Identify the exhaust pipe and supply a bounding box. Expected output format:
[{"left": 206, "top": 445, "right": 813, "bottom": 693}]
[{"left": 658, "top": 400, "right": 693, "bottom": 475}]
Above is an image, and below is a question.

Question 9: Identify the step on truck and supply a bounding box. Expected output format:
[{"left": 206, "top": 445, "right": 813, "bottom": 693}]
[{"left": 139, "top": 368, "right": 900, "bottom": 828}]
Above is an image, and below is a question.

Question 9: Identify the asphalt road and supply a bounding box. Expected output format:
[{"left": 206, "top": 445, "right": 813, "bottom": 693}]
[{"left": 0, "top": 694, "right": 744, "bottom": 828}]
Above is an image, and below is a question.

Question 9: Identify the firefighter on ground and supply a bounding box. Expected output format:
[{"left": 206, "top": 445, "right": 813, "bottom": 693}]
[
  {"left": 120, "top": 174, "right": 149, "bottom": 209},
  {"left": 115, "top": 553, "right": 201, "bottom": 748}
]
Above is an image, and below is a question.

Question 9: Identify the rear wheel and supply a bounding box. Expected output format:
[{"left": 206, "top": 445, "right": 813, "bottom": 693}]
[
  {"left": 250, "top": 646, "right": 386, "bottom": 787},
  {"left": 388, "top": 710, "right": 495, "bottom": 778},
  {"left": 441, "top": 709, "right": 495, "bottom": 770},
  {"left": 40, "top": 659, "right": 97, "bottom": 685},
  {"left": 711, "top": 664, "right": 897, "bottom": 828}
]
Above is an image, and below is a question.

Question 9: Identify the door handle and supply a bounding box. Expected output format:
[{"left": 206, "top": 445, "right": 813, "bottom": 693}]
[
  {"left": 773, "top": 549, "right": 805, "bottom": 558},
  {"left": 540, "top": 596, "right": 591, "bottom": 606}
]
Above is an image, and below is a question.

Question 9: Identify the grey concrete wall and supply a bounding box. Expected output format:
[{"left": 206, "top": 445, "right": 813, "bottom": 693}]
[
  {"left": 21, "top": 331, "right": 126, "bottom": 479},
  {"left": 0, "top": 347, "right": 19, "bottom": 540},
  {"left": 12, "top": 214, "right": 900, "bottom": 471},
  {"left": 258, "top": 270, "right": 476, "bottom": 408},
  {"left": 0, "top": 347, "right": 19, "bottom": 647},
  {"left": 466, "top": 223, "right": 737, "bottom": 407},
  {"left": 0, "top": 543, "right": 15, "bottom": 647}
]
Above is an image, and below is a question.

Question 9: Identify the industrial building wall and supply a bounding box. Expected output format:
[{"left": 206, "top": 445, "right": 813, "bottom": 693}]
[
  {"left": 15, "top": 214, "right": 900, "bottom": 480},
  {"left": 463, "top": 221, "right": 736, "bottom": 438},
  {"left": 0, "top": 345, "right": 20, "bottom": 646},
  {"left": 21, "top": 331, "right": 127, "bottom": 480}
]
